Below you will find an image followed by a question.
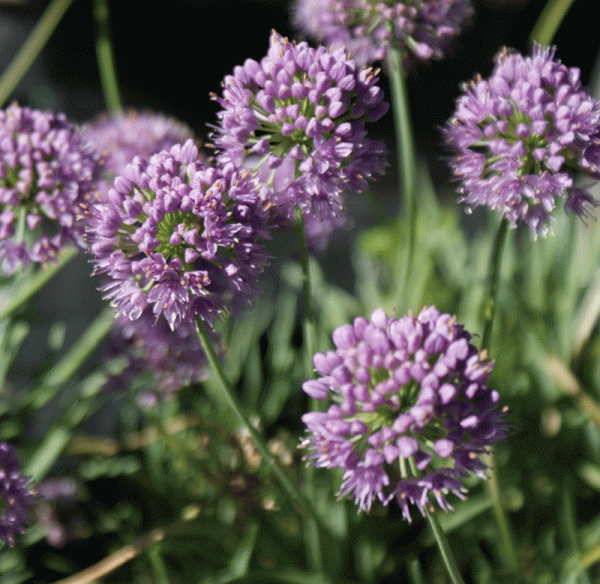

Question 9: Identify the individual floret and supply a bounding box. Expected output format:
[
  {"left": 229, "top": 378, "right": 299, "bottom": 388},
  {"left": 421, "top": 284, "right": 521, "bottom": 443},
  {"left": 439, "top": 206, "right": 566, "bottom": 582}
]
[
  {"left": 445, "top": 45, "right": 600, "bottom": 236},
  {"left": 300, "top": 306, "right": 508, "bottom": 520}
]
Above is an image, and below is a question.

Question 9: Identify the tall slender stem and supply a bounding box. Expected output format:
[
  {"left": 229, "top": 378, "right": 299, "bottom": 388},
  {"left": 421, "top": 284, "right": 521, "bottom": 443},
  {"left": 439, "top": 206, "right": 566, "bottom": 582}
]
[
  {"left": 388, "top": 41, "right": 417, "bottom": 312},
  {"left": 478, "top": 218, "right": 517, "bottom": 572},
  {"left": 92, "top": 0, "right": 123, "bottom": 112},
  {"left": 528, "top": 0, "right": 577, "bottom": 46},
  {"left": 295, "top": 208, "right": 315, "bottom": 380},
  {"left": 195, "top": 317, "right": 325, "bottom": 529},
  {"left": 294, "top": 209, "right": 324, "bottom": 572},
  {"left": 406, "top": 458, "right": 465, "bottom": 584},
  {"left": 0, "top": 0, "right": 76, "bottom": 107},
  {"left": 483, "top": 451, "right": 518, "bottom": 572},
  {"left": 425, "top": 509, "right": 466, "bottom": 584},
  {"left": 480, "top": 218, "right": 508, "bottom": 352}
]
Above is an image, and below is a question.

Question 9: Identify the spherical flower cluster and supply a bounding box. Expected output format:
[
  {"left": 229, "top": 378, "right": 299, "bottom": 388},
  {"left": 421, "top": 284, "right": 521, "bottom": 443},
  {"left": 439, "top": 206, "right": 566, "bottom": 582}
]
[
  {"left": 300, "top": 306, "right": 508, "bottom": 521},
  {"left": 213, "top": 31, "right": 387, "bottom": 247},
  {"left": 88, "top": 139, "right": 268, "bottom": 330},
  {"left": 82, "top": 110, "right": 196, "bottom": 198},
  {"left": 0, "top": 103, "right": 100, "bottom": 273},
  {"left": 35, "top": 477, "right": 84, "bottom": 549},
  {"left": 445, "top": 45, "right": 600, "bottom": 237},
  {"left": 1, "top": 441, "right": 34, "bottom": 547},
  {"left": 108, "top": 307, "right": 209, "bottom": 399},
  {"left": 293, "top": 0, "right": 474, "bottom": 68}
]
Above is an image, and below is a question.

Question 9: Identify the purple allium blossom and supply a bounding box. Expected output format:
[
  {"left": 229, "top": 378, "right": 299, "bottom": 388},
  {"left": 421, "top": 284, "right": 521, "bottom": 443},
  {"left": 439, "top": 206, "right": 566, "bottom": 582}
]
[
  {"left": 88, "top": 139, "right": 268, "bottom": 330},
  {"left": 35, "top": 478, "right": 85, "bottom": 549},
  {"left": 293, "top": 0, "right": 474, "bottom": 68},
  {"left": 300, "top": 307, "right": 508, "bottom": 521},
  {"left": 0, "top": 103, "right": 101, "bottom": 273},
  {"left": 107, "top": 307, "right": 210, "bottom": 399},
  {"left": 82, "top": 110, "right": 197, "bottom": 198},
  {"left": 445, "top": 45, "right": 600, "bottom": 237},
  {"left": 1, "top": 442, "right": 34, "bottom": 546},
  {"left": 212, "top": 31, "right": 387, "bottom": 248}
]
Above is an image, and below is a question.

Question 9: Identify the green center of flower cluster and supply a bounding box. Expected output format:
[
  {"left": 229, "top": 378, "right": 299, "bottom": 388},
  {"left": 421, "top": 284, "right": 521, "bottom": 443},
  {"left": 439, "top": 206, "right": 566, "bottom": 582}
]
[
  {"left": 342, "top": 359, "right": 454, "bottom": 459},
  {"left": 247, "top": 76, "right": 359, "bottom": 181},
  {"left": 1, "top": 162, "right": 40, "bottom": 208},
  {"left": 155, "top": 209, "right": 203, "bottom": 268},
  {"left": 476, "top": 103, "right": 578, "bottom": 180}
]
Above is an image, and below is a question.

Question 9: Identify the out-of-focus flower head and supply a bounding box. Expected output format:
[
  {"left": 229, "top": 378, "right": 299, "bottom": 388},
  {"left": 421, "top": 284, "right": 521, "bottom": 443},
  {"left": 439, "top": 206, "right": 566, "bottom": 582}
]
[
  {"left": 293, "top": 0, "right": 474, "bottom": 68},
  {"left": 82, "top": 110, "right": 197, "bottom": 198},
  {"left": 88, "top": 139, "right": 268, "bottom": 330},
  {"left": 106, "top": 307, "right": 210, "bottom": 400},
  {"left": 212, "top": 30, "right": 387, "bottom": 249},
  {"left": 445, "top": 45, "right": 600, "bottom": 237},
  {"left": 0, "top": 103, "right": 100, "bottom": 273},
  {"left": 1, "top": 441, "right": 34, "bottom": 546},
  {"left": 300, "top": 306, "right": 508, "bottom": 520},
  {"left": 35, "top": 477, "right": 88, "bottom": 549}
]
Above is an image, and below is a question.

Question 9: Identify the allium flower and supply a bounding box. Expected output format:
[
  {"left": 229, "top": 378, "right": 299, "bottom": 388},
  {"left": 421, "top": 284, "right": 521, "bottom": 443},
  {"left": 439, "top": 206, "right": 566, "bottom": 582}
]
[
  {"left": 35, "top": 477, "right": 85, "bottom": 549},
  {"left": 300, "top": 307, "right": 508, "bottom": 520},
  {"left": 88, "top": 139, "right": 268, "bottom": 330},
  {"left": 107, "top": 307, "right": 209, "bottom": 399},
  {"left": 0, "top": 103, "right": 100, "bottom": 273},
  {"left": 212, "top": 31, "right": 387, "bottom": 247},
  {"left": 1, "top": 442, "right": 34, "bottom": 546},
  {"left": 293, "top": 0, "right": 474, "bottom": 68},
  {"left": 445, "top": 45, "right": 600, "bottom": 237},
  {"left": 82, "top": 110, "right": 196, "bottom": 197}
]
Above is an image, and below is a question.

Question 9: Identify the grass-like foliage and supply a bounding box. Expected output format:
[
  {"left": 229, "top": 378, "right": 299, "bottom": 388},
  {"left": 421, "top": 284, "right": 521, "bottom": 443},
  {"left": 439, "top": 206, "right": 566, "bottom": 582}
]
[{"left": 1, "top": 0, "right": 600, "bottom": 582}]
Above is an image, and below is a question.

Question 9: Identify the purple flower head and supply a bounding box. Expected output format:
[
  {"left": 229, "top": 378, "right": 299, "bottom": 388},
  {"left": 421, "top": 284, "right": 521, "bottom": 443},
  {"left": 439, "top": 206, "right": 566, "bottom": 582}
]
[
  {"left": 300, "top": 307, "right": 508, "bottom": 520},
  {"left": 1, "top": 441, "right": 34, "bottom": 546},
  {"left": 107, "top": 307, "right": 210, "bottom": 399},
  {"left": 35, "top": 477, "right": 84, "bottom": 549},
  {"left": 82, "top": 110, "right": 197, "bottom": 198},
  {"left": 293, "top": 0, "right": 474, "bottom": 68},
  {"left": 445, "top": 45, "right": 600, "bottom": 237},
  {"left": 212, "top": 31, "right": 388, "bottom": 249},
  {"left": 88, "top": 139, "right": 268, "bottom": 330},
  {"left": 0, "top": 103, "right": 101, "bottom": 273}
]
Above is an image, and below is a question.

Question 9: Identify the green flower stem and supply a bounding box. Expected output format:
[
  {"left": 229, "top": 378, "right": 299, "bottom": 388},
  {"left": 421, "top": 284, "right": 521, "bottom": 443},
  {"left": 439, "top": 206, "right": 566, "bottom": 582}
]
[
  {"left": 425, "top": 509, "right": 466, "bottom": 584},
  {"left": 388, "top": 40, "right": 417, "bottom": 312},
  {"left": 26, "top": 306, "right": 116, "bottom": 410},
  {"left": 483, "top": 451, "right": 518, "bottom": 572},
  {"left": 0, "top": 0, "right": 76, "bottom": 107},
  {"left": 528, "top": 0, "right": 577, "bottom": 46},
  {"left": 195, "top": 316, "right": 325, "bottom": 530},
  {"left": 92, "top": 0, "right": 123, "bottom": 112},
  {"left": 0, "top": 247, "right": 77, "bottom": 320},
  {"left": 406, "top": 457, "right": 465, "bottom": 584},
  {"left": 49, "top": 504, "right": 201, "bottom": 584},
  {"left": 480, "top": 218, "right": 509, "bottom": 352},
  {"left": 478, "top": 218, "right": 517, "bottom": 572},
  {"left": 295, "top": 208, "right": 316, "bottom": 380},
  {"left": 147, "top": 545, "right": 170, "bottom": 584},
  {"left": 294, "top": 209, "right": 323, "bottom": 573}
]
